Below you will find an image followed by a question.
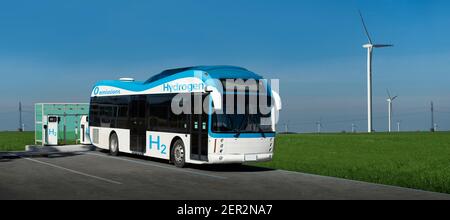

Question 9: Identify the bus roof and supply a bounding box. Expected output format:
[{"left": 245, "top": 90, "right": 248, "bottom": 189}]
[
  {"left": 145, "top": 65, "right": 261, "bottom": 84},
  {"left": 92, "top": 65, "right": 264, "bottom": 95}
]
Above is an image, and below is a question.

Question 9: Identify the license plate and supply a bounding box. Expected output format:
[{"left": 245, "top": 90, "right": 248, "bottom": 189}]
[{"left": 245, "top": 154, "right": 257, "bottom": 161}]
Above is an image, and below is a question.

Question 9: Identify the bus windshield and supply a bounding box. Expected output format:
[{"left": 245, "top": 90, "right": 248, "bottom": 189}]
[
  {"left": 211, "top": 94, "right": 274, "bottom": 133},
  {"left": 212, "top": 113, "right": 273, "bottom": 133}
]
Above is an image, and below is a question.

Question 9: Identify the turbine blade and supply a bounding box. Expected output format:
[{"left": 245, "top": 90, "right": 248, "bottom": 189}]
[
  {"left": 386, "top": 89, "right": 392, "bottom": 99},
  {"left": 359, "top": 10, "right": 373, "bottom": 44},
  {"left": 373, "top": 44, "right": 393, "bottom": 48},
  {"left": 392, "top": 96, "right": 398, "bottom": 100}
]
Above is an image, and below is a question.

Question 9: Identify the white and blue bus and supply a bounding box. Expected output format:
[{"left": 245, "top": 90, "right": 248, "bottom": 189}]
[{"left": 89, "top": 66, "right": 281, "bottom": 167}]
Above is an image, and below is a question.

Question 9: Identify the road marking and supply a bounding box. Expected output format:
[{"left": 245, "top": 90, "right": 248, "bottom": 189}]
[
  {"left": 85, "top": 152, "right": 227, "bottom": 180},
  {"left": 22, "top": 157, "right": 122, "bottom": 185}
]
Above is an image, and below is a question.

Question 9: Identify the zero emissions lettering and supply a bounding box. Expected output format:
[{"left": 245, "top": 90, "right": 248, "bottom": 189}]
[{"left": 94, "top": 87, "right": 121, "bottom": 95}]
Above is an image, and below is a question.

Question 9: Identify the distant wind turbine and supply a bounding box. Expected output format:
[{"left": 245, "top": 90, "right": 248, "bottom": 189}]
[
  {"left": 386, "top": 89, "right": 398, "bottom": 132},
  {"left": 359, "top": 11, "right": 393, "bottom": 133},
  {"left": 351, "top": 123, "right": 358, "bottom": 133},
  {"left": 316, "top": 118, "right": 322, "bottom": 133}
]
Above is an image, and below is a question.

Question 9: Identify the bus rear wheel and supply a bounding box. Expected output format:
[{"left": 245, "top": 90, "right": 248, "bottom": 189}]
[
  {"left": 171, "top": 139, "right": 185, "bottom": 168},
  {"left": 109, "top": 133, "right": 119, "bottom": 156}
]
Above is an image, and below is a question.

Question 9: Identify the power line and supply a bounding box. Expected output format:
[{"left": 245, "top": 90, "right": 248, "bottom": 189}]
[
  {"left": 431, "top": 101, "right": 435, "bottom": 132},
  {"left": 435, "top": 111, "right": 450, "bottom": 114},
  {"left": 19, "top": 102, "right": 23, "bottom": 132},
  {"left": 283, "top": 111, "right": 430, "bottom": 126}
]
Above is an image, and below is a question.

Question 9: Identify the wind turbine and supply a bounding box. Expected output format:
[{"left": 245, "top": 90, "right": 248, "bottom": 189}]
[
  {"left": 351, "top": 123, "right": 358, "bottom": 133},
  {"left": 316, "top": 117, "right": 322, "bottom": 133},
  {"left": 359, "top": 11, "right": 393, "bottom": 133},
  {"left": 386, "top": 89, "right": 398, "bottom": 132}
]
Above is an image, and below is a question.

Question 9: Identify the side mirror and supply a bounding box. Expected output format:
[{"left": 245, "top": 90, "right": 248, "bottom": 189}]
[
  {"left": 205, "top": 86, "right": 222, "bottom": 110},
  {"left": 272, "top": 90, "right": 282, "bottom": 111},
  {"left": 205, "top": 85, "right": 214, "bottom": 93}
]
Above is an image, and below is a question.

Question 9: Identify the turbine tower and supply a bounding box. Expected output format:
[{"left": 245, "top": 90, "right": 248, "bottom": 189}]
[
  {"left": 351, "top": 123, "right": 358, "bottom": 133},
  {"left": 316, "top": 118, "right": 322, "bottom": 133},
  {"left": 359, "top": 11, "right": 393, "bottom": 133},
  {"left": 386, "top": 89, "right": 398, "bottom": 132}
]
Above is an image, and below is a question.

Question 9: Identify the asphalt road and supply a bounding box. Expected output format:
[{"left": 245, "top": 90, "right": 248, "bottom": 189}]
[{"left": 1, "top": 150, "right": 449, "bottom": 200}]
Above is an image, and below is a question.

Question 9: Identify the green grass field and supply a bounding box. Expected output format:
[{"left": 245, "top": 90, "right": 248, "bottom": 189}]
[
  {"left": 253, "top": 132, "right": 450, "bottom": 194},
  {"left": 0, "top": 131, "right": 34, "bottom": 151}
]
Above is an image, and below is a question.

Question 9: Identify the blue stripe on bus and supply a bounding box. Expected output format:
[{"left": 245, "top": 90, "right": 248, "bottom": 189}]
[
  {"left": 91, "top": 66, "right": 269, "bottom": 94},
  {"left": 93, "top": 70, "right": 203, "bottom": 92},
  {"left": 209, "top": 132, "right": 276, "bottom": 138}
]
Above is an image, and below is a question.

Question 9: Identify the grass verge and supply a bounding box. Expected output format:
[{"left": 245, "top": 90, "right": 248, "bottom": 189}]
[
  {"left": 0, "top": 131, "right": 34, "bottom": 151},
  {"left": 251, "top": 132, "right": 450, "bottom": 194}
]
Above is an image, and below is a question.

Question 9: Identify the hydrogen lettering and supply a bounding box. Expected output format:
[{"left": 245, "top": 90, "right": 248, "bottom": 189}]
[
  {"left": 149, "top": 135, "right": 167, "bottom": 154},
  {"left": 162, "top": 83, "right": 204, "bottom": 93}
]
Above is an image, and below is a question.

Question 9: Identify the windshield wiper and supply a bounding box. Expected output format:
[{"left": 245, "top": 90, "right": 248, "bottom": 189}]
[
  {"left": 234, "top": 115, "right": 249, "bottom": 138},
  {"left": 257, "top": 124, "right": 266, "bottom": 138},
  {"left": 233, "top": 128, "right": 241, "bottom": 138}
]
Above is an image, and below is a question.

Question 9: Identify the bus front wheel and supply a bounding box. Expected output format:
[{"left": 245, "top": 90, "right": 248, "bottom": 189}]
[
  {"left": 109, "top": 133, "right": 119, "bottom": 156},
  {"left": 171, "top": 139, "right": 185, "bottom": 168}
]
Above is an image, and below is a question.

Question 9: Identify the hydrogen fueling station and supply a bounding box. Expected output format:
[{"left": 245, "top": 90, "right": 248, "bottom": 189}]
[{"left": 34, "top": 103, "right": 91, "bottom": 146}]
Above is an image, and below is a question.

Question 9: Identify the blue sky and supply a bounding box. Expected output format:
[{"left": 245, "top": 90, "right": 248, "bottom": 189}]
[{"left": 0, "top": 0, "right": 449, "bottom": 132}]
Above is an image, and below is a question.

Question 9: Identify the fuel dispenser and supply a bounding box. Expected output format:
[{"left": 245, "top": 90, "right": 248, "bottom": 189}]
[
  {"left": 79, "top": 115, "right": 91, "bottom": 144},
  {"left": 45, "top": 116, "right": 59, "bottom": 145}
]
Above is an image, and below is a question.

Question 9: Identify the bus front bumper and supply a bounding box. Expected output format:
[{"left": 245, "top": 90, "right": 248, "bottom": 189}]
[{"left": 208, "top": 153, "right": 273, "bottom": 164}]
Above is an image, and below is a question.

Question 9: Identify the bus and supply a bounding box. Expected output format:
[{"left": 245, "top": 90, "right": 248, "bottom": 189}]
[{"left": 89, "top": 66, "right": 281, "bottom": 167}]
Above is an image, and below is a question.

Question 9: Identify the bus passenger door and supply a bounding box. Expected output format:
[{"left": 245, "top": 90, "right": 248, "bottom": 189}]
[
  {"left": 129, "top": 95, "right": 147, "bottom": 153},
  {"left": 190, "top": 93, "right": 209, "bottom": 161}
]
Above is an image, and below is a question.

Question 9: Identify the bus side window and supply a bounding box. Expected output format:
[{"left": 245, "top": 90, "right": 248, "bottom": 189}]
[
  {"left": 147, "top": 93, "right": 188, "bottom": 133},
  {"left": 147, "top": 94, "right": 170, "bottom": 131}
]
